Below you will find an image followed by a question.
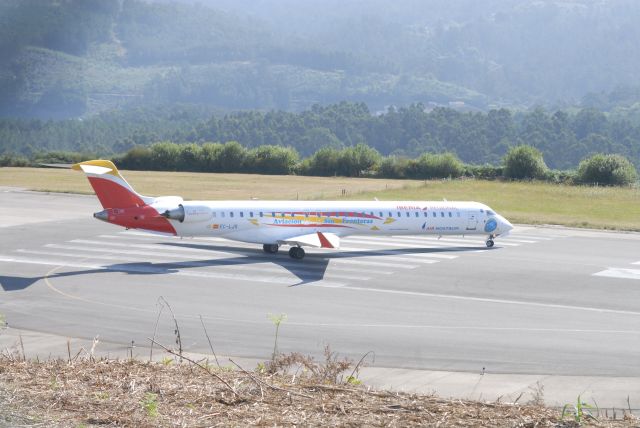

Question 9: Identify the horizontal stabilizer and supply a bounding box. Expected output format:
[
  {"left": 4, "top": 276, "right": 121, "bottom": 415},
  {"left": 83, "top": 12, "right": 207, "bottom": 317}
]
[{"left": 279, "top": 232, "right": 340, "bottom": 249}]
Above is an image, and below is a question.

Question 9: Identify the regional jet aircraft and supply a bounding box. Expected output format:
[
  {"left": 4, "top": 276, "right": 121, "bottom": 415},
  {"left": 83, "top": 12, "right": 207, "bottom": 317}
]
[{"left": 73, "top": 160, "right": 513, "bottom": 259}]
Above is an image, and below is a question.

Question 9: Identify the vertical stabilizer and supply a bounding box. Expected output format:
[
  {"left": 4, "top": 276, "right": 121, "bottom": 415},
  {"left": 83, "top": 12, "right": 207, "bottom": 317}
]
[{"left": 72, "top": 160, "right": 154, "bottom": 208}]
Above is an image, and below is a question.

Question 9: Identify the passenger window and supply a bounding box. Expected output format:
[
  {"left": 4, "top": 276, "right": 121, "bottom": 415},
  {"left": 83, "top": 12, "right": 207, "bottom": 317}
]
[
  {"left": 440, "top": 212, "right": 444, "bottom": 217},
  {"left": 432, "top": 212, "right": 436, "bottom": 218},
  {"left": 230, "top": 212, "right": 234, "bottom": 218},
  {"left": 388, "top": 212, "right": 392, "bottom": 217},
  {"left": 221, "top": 212, "right": 225, "bottom": 218},
  {"left": 423, "top": 212, "right": 428, "bottom": 217},
  {"left": 415, "top": 212, "right": 419, "bottom": 217},
  {"left": 212, "top": 212, "right": 217, "bottom": 218},
  {"left": 259, "top": 212, "right": 263, "bottom": 217},
  {"left": 281, "top": 213, "right": 285, "bottom": 217},
  {"left": 406, "top": 212, "right": 410, "bottom": 217},
  {"left": 249, "top": 212, "right": 253, "bottom": 217},
  {"left": 457, "top": 212, "right": 460, "bottom": 217},
  {"left": 448, "top": 212, "right": 452, "bottom": 217},
  {"left": 240, "top": 212, "right": 244, "bottom": 218},
  {"left": 379, "top": 212, "right": 383, "bottom": 217},
  {"left": 397, "top": 212, "right": 401, "bottom": 217},
  {"left": 290, "top": 212, "right": 295, "bottom": 217}
]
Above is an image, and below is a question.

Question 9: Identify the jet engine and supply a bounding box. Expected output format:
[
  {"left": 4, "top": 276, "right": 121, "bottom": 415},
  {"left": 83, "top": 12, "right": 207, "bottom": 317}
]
[{"left": 161, "top": 204, "right": 213, "bottom": 223}]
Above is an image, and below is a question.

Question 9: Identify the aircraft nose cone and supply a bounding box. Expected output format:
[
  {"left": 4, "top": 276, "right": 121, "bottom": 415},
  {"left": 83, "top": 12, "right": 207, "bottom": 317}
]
[
  {"left": 93, "top": 209, "right": 109, "bottom": 222},
  {"left": 499, "top": 216, "right": 513, "bottom": 232}
]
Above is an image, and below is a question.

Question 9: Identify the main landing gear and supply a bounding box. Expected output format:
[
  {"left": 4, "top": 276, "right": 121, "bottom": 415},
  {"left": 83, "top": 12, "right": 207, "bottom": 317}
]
[
  {"left": 263, "top": 244, "right": 279, "bottom": 254},
  {"left": 485, "top": 235, "right": 495, "bottom": 248},
  {"left": 288, "top": 246, "right": 305, "bottom": 260},
  {"left": 263, "top": 243, "right": 305, "bottom": 259}
]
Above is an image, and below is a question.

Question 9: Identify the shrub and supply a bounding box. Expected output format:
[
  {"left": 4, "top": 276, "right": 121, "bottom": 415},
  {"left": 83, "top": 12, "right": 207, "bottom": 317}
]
[
  {"left": 406, "top": 152, "right": 464, "bottom": 179},
  {"left": 576, "top": 153, "right": 638, "bottom": 186},
  {"left": 503, "top": 145, "right": 548, "bottom": 180}
]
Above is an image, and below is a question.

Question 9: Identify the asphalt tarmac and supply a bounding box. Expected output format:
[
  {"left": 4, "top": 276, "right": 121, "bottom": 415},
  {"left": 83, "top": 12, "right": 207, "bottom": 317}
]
[{"left": 2, "top": 187, "right": 640, "bottom": 407}]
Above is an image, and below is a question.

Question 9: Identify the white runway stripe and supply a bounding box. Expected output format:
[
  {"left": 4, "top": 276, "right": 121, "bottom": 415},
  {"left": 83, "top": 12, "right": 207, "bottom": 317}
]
[
  {"left": 339, "top": 245, "right": 459, "bottom": 260},
  {"left": 0, "top": 256, "right": 347, "bottom": 287},
  {"left": 593, "top": 268, "right": 640, "bottom": 281},
  {"left": 44, "top": 244, "right": 390, "bottom": 279},
  {"left": 344, "top": 235, "right": 521, "bottom": 248},
  {"left": 505, "top": 234, "right": 552, "bottom": 241},
  {"left": 343, "top": 237, "right": 489, "bottom": 251},
  {"left": 109, "top": 234, "right": 460, "bottom": 261},
  {"left": 495, "top": 238, "right": 537, "bottom": 243},
  {"left": 70, "top": 239, "right": 242, "bottom": 256},
  {"left": 328, "top": 257, "right": 421, "bottom": 269},
  {"left": 47, "top": 244, "right": 237, "bottom": 260}
]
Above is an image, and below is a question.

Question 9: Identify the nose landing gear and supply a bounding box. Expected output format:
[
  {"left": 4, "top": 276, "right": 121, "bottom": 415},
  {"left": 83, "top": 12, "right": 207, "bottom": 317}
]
[
  {"left": 485, "top": 234, "right": 495, "bottom": 248},
  {"left": 288, "top": 246, "right": 305, "bottom": 260}
]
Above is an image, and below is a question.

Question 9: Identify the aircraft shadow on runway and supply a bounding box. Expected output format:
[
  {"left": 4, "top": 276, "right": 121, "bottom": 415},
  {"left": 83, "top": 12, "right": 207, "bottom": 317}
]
[{"left": 0, "top": 242, "right": 487, "bottom": 292}]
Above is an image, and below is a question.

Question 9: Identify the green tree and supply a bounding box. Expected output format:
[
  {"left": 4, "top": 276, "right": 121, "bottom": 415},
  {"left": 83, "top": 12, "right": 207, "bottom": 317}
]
[
  {"left": 576, "top": 153, "right": 638, "bottom": 186},
  {"left": 246, "top": 145, "right": 299, "bottom": 175},
  {"left": 337, "top": 144, "right": 381, "bottom": 177},
  {"left": 407, "top": 152, "right": 464, "bottom": 179},
  {"left": 301, "top": 146, "right": 341, "bottom": 176},
  {"left": 503, "top": 145, "right": 549, "bottom": 180}
]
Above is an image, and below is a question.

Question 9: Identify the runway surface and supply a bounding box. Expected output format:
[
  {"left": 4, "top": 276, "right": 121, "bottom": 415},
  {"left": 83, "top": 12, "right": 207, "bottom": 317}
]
[{"left": 2, "top": 187, "right": 640, "bottom": 380}]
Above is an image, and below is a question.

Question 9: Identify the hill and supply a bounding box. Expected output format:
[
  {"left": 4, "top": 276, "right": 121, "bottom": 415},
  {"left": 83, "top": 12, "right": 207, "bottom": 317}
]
[{"left": 3, "top": 0, "right": 640, "bottom": 119}]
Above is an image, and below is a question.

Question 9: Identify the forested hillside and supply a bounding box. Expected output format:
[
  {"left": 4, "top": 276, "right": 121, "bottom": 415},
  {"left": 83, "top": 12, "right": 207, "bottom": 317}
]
[
  {"left": 3, "top": 103, "right": 639, "bottom": 170},
  {"left": 1, "top": 0, "right": 639, "bottom": 171},
  {"left": 3, "top": 0, "right": 640, "bottom": 119}
]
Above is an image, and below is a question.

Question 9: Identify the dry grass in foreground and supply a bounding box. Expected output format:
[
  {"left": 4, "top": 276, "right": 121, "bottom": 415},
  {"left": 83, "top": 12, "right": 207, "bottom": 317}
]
[{"left": 0, "top": 353, "right": 637, "bottom": 428}]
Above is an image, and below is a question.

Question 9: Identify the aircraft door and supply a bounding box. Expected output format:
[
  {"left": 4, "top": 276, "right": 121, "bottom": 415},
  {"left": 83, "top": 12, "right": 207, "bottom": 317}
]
[{"left": 466, "top": 212, "right": 478, "bottom": 231}]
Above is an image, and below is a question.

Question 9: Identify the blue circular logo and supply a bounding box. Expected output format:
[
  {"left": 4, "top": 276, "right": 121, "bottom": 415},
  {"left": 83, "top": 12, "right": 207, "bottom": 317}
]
[{"left": 484, "top": 218, "right": 497, "bottom": 233}]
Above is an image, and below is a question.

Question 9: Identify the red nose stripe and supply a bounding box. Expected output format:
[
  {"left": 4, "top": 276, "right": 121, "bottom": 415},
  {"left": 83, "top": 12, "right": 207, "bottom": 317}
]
[{"left": 88, "top": 177, "right": 145, "bottom": 208}]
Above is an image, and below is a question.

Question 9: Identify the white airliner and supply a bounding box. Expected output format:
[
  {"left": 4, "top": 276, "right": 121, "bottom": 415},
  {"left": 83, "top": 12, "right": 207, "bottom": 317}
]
[{"left": 73, "top": 160, "right": 513, "bottom": 259}]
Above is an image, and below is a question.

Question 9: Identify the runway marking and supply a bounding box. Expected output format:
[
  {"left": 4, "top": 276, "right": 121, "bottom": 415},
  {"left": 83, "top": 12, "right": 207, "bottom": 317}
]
[
  {"left": 0, "top": 256, "right": 348, "bottom": 287},
  {"left": 329, "top": 258, "right": 421, "bottom": 269},
  {"left": 21, "top": 249, "right": 384, "bottom": 279},
  {"left": 385, "top": 235, "right": 523, "bottom": 246},
  {"left": 312, "top": 284, "right": 640, "bottom": 316},
  {"left": 345, "top": 236, "right": 520, "bottom": 248},
  {"left": 45, "top": 244, "right": 237, "bottom": 260},
  {"left": 339, "top": 245, "right": 460, "bottom": 259},
  {"left": 593, "top": 268, "right": 640, "bottom": 281},
  {"left": 27, "top": 263, "right": 640, "bottom": 335}
]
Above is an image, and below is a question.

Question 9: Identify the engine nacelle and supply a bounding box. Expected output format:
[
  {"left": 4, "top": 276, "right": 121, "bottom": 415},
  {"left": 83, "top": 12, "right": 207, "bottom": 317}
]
[{"left": 161, "top": 204, "right": 213, "bottom": 223}]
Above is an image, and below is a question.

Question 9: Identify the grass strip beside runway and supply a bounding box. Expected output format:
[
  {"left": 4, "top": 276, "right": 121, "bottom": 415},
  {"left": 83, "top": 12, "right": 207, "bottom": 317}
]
[{"left": 1, "top": 167, "right": 639, "bottom": 231}]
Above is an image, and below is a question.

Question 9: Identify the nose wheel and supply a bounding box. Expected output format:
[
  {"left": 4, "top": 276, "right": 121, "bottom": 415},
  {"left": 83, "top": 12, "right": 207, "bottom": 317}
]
[
  {"left": 288, "top": 246, "right": 305, "bottom": 260},
  {"left": 486, "top": 234, "right": 495, "bottom": 248}
]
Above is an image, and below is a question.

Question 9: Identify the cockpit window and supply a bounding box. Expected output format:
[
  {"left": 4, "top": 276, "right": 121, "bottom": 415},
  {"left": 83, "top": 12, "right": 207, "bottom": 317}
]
[{"left": 487, "top": 210, "right": 496, "bottom": 216}]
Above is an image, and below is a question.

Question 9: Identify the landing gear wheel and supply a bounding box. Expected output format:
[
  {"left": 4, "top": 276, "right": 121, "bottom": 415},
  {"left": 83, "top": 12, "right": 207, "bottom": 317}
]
[
  {"left": 263, "top": 244, "right": 279, "bottom": 254},
  {"left": 288, "top": 246, "right": 305, "bottom": 260},
  {"left": 485, "top": 239, "right": 494, "bottom": 248}
]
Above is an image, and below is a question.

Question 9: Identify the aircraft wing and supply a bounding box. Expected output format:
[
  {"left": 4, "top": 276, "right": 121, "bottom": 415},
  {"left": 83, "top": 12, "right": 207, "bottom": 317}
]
[{"left": 278, "top": 232, "right": 340, "bottom": 249}]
